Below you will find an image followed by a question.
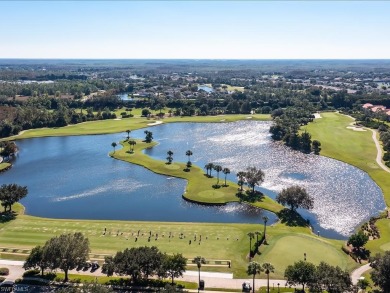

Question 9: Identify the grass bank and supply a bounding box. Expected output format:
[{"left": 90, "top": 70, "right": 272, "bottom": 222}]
[{"left": 305, "top": 112, "right": 390, "bottom": 255}]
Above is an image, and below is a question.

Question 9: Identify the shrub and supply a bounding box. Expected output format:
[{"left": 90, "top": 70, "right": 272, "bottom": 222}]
[
  {"left": 0, "top": 267, "right": 9, "bottom": 276},
  {"left": 0, "top": 276, "right": 5, "bottom": 282}
]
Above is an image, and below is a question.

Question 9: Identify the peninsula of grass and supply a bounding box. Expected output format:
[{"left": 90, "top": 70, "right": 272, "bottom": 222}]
[
  {"left": 0, "top": 162, "right": 11, "bottom": 171},
  {"left": 111, "top": 139, "right": 282, "bottom": 212}
]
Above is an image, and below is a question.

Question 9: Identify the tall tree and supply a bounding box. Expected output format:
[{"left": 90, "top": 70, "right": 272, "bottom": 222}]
[
  {"left": 247, "top": 232, "right": 255, "bottom": 257},
  {"left": 313, "top": 262, "right": 352, "bottom": 293},
  {"left": 276, "top": 185, "right": 314, "bottom": 211},
  {"left": 222, "top": 167, "right": 230, "bottom": 186},
  {"left": 185, "top": 150, "right": 193, "bottom": 163},
  {"left": 213, "top": 165, "right": 222, "bottom": 185},
  {"left": 370, "top": 251, "right": 390, "bottom": 293},
  {"left": 312, "top": 140, "right": 321, "bottom": 155},
  {"left": 300, "top": 130, "right": 312, "bottom": 153},
  {"left": 163, "top": 253, "right": 187, "bottom": 285},
  {"left": 166, "top": 150, "right": 174, "bottom": 164},
  {"left": 246, "top": 261, "right": 263, "bottom": 293},
  {"left": 144, "top": 130, "right": 153, "bottom": 143},
  {"left": 44, "top": 232, "right": 90, "bottom": 282},
  {"left": 244, "top": 167, "right": 265, "bottom": 194},
  {"left": 262, "top": 216, "right": 269, "bottom": 241},
  {"left": 126, "top": 129, "right": 131, "bottom": 140},
  {"left": 284, "top": 260, "right": 316, "bottom": 291},
  {"left": 111, "top": 142, "right": 117, "bottom": 153},
  {"left": 23, "top": 246, "right": 49, "bottom": 276},
  {"left": 348, "top": 231, "right": 369, "bottom": 253},
  {"left": 128, "top": 140, "right": 137, "bottom": 153},
  {"left": 262, "top": 262, "right": 275, "bottom": 293},
  {"left": 237, "top": 171, "right": 246, "bottom": 192},
  {"left": 204, "top": 163, "right": 213, "bottom": 177},
  {"left": 0, "top": 183, "right": 28, "bottom": 212},
  {"left": 193, "top": 256, "right": 206, "bottom": 289}
]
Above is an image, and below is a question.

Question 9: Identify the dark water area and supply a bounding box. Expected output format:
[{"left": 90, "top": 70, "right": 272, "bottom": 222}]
[
  {"left": 0, "top": 133, "right": 276, "bottom": 224},
  {"left": 0, "top": 121, "right": 385, "bottom": 239}
]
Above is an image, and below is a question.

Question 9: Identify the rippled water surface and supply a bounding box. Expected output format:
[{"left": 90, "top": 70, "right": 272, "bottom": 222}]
[
  {"left": 1, "top": 121, "right": 385, "bottom": 238},
  {"left": 0, "top": 132, "right": 276, "bottom": 224},
  {"left": 135, "top": 121, "right": 385, "bottom": 238}
]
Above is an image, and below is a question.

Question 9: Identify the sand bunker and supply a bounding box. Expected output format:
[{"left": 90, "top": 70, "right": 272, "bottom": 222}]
[
  {"left": 147, "top": 120, "right": 163, "bottom": 126},
  {"left": 313, "top": 113, "right": 322, "bottom": 119}
]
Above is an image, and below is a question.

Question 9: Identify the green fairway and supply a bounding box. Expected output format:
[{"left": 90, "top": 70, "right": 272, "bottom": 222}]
[
  {"left": 259, "top": 233, "right": 349, "bottom": 276},
  {"left": 305, "top": 112, "right": 390, "bottom": 206}
]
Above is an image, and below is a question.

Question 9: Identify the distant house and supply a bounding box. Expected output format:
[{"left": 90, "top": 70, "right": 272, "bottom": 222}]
[{"left": 371, "top": 105, "right": 387, "bottom": 113}]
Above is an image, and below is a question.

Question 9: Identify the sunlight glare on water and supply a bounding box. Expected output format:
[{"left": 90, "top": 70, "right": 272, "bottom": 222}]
[{"left": 140, "top": 121, "right": 385, "bottom": 237}]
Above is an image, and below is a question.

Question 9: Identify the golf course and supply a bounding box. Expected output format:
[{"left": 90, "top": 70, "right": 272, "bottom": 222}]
[{"left": 1, "top": 111, "right": 389, "bottom": 279}]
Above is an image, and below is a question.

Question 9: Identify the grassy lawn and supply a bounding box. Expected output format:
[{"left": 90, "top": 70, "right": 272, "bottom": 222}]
[
  {"left": 0, "top": 212, "right": 353, "bottom": 278},
  {"left": 2, "top": 111, "right": 380, "bottom": 279},
  {"left": 305, "top": 112, "right": 390, "bottom": 256},
  {"left": 305, "top": 112, "right": 390, "bottom": 205}
]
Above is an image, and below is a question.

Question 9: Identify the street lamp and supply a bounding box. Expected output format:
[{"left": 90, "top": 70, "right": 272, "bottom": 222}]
[{"left": 277, "top": 283, "right": 280, "bottom": 293}]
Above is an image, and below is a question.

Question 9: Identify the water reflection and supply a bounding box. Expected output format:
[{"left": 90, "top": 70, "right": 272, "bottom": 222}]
[{"left": 136, "top": 121, "right": 385, "bottom": 238}]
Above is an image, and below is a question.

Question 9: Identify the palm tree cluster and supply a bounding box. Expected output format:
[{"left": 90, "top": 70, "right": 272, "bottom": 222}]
[
  {"left": 204, "top": 162, "right": 231, "bottom": 187},
  {"left": 246, "top": 261, "right": 275, "bottom": 293},
  {"left": 236, "top": 166, "right": 265, "bottom": 197}
]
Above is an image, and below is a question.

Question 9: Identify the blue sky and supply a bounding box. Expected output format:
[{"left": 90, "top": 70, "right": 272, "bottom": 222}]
[{"left": 0, "top": 1, "right": 389, "bottom": 59}]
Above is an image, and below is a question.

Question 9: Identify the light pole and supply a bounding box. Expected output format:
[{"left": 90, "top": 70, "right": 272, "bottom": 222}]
[{"left": 277, "top": 283, "right": 280, "bottom": 293}]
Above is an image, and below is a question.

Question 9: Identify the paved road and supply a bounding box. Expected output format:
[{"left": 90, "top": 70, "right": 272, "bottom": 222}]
[
  {"left": 350, "top": 263, "right": 372, "bottom": 285},
  {"left": 0, "top": 259, "right": 289, "bottom": 291}
]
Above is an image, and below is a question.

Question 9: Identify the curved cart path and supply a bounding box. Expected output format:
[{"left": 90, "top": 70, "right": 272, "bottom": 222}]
[{"left": 370, "top": 129, "right": 390, "bottom": 173}]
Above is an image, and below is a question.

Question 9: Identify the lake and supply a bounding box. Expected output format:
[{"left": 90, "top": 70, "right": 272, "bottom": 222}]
[{"left": 0, "top": 120, "right": 385, "bottom": 239}]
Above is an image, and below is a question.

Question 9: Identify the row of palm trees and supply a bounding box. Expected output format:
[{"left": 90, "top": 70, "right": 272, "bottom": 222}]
[
  {"left": 204, "top": 162, "right": 231, "bottom": 186},
  {"left": 247, "top": 216, "right": 269, "bottom": 258},
  {"left": 247, "top": 261, "right": 275, "bottom": 293}
]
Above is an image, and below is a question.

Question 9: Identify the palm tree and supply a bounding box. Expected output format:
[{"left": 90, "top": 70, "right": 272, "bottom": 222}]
[
  {"left": 237, "top": 171, "right": 246, "bottom": 192},
  {"left": 255, "top": 231, "right": 261, "bottom": 246},
  {"left": 262, "top": 216, "right": 269, "bottom": 241},
  {"left": 128, "top": 140, "right": 136, "bottom": 153},
  {"left": 214, "top": 165, "right": 222, "bottom": 185},
  {"left": 166, "top": 150, "right": 173, "bottom": 164},
  {"left": 125, "top": 129, "right": 131, "bottom": 140},
  {"left": 246, "top": 261, "right": 263, "bottom": 293},
  {"left": 193, "top": 256, "right": 206, "bottom": 289},
  {"left": 222, "top": 167, "right": 230, "bottom": 186},
  {"left": 204, "top": 163, "right": 213, "bottom": 177},
  {"left": 262, "top": 262, "right": 275, "bottom": 293},
  {"left": 186, "top": 150, "right": 193, "bottom": 163},
  {"left": 247, "top": 232, "right": 255, "bottom": 258},
  {"left": 245, "top": 166, "right": 265, "bottom": 194},
  {"left": 111, "top": 142, "right": 117, "bottom": 153}
]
